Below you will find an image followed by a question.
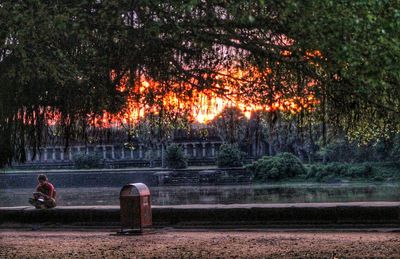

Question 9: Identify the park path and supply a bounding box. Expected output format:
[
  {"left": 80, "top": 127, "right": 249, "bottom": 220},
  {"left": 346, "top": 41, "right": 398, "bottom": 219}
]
[{"left": 0, "top": 230, "right": 399, "bottom": 258}]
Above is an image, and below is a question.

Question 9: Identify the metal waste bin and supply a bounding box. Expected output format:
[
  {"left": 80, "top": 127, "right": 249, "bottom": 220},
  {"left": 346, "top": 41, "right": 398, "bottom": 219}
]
[{"left": 119, "top": 183, "right": 152, "bottom": 232}]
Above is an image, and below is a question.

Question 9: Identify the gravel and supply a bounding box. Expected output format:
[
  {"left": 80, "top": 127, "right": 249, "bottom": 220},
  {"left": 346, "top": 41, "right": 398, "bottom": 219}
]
[{"left": 0, "top": 230, "right": 399, "bottom": 258}]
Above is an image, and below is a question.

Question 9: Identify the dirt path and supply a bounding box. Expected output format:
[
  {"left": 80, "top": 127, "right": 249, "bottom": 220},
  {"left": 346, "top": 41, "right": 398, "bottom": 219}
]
[{"left": 0, "top": 230, "right": 399, "bottom": 258}]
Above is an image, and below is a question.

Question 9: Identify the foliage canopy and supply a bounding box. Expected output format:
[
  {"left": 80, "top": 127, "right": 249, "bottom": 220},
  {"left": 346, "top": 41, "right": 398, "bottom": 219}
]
[{"left": 1, "top": 0, "right": 399, "bottom": 166}]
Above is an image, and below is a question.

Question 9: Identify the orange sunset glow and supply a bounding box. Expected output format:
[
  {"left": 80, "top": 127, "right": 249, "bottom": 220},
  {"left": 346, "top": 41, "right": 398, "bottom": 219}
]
[{"left": 90, "top": 66, "right": 318, "bottom": 128}]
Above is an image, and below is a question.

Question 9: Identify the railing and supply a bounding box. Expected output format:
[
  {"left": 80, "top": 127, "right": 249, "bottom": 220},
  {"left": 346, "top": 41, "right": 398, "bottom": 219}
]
[{"left": 15, "top": 141, "right": 223, "bottom": 165}]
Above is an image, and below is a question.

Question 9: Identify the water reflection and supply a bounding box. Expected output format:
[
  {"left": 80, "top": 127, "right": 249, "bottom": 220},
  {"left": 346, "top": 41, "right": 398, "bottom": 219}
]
[{"left": 0, "top": 183, "right": 399, "bottom": 207}]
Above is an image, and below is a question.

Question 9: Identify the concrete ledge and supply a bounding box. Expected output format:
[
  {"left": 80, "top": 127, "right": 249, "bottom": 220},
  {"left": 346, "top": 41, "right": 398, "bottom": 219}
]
[
  {"left": 0, "top": 167, "right": 247, "bottom": 188},
  {"left": 1, "top": 202, "right": 399, "bottom": 228}
]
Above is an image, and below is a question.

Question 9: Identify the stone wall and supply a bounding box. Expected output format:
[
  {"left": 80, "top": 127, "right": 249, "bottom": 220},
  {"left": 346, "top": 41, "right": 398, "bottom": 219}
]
[
  {"left": 1, "top": 203, "right": 399, "bottom": 228},
  {"left": 0, "top": 168, "right": 251, "bottom": 189}
]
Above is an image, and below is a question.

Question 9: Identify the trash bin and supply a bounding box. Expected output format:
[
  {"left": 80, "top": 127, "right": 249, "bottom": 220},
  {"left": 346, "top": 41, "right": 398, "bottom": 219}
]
[{"left": 119, "top": 183, "right": 152, "bottom": 233}]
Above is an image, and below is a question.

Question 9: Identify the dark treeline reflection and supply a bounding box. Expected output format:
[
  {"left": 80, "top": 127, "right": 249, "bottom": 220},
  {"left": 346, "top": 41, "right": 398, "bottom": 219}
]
[{"left": 1, "top": 184, "right": 399, "bottom": 207}]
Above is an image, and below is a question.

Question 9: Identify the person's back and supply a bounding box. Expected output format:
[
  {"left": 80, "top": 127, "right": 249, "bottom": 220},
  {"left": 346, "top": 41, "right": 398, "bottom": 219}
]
[{"left": 29, "top": 174, "right": 57, "bottom": 209}]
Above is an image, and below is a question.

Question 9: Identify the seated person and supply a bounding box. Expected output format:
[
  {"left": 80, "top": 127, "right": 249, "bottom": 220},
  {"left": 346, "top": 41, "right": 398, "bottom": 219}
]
[{"left": 29, "top": 174, "right": 56, "bottom": 209}]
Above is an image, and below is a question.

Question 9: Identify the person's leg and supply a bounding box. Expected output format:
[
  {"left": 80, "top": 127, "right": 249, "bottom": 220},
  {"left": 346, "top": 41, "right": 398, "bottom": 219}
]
[
  {"left": 44, "top": 198, "right": 56, "bottom": 209},
  {"left": 29, "top": 198, "right": 44, "bottom": 209}
]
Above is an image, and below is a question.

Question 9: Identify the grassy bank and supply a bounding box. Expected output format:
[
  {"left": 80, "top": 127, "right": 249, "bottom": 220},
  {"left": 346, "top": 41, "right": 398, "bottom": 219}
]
[
  {"left": 302, "top": 162, "right": 400, "bottom": 183},
  {"left": 245, "top": 153, "right": 400, "bottom": 184}
]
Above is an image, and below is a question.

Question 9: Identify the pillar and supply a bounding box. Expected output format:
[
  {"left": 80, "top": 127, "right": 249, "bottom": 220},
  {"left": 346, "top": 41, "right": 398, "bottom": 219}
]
[
  {"left": 26, "top": 149, "right": 31, "bottom": 161},
  {"left": 157, "top": 145, "right": 161, "bottom": 158},
  {"left": 102, "top": 145, "right": 107, "bottom": 159},
  {"left": 139, "top": 145, "right": 143, "bottom": 159},
  {"left": 193, "top": 143, "right": 197, "bottom": 157},
  {"left": 35, "top": 152, "right": 40, "bottom": 161},
  {"left": 121, "top": 147, "right": 125, "bottom": 159}
]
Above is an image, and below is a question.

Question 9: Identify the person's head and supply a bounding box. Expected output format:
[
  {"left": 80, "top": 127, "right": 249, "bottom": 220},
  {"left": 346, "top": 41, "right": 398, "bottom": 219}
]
[{"left": 37, "top": 174, "right": 48, "bottom": 185}]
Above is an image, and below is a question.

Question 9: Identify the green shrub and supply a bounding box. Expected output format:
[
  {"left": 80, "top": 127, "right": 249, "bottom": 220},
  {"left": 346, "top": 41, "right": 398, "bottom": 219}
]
[
  {"left": 247, "top": 152, "right": 306, "bottom": 181},
  {"left": 145, "top": 149, "right": 158, "bottom": 168},
  {"left": 165, "top": 144, "right": 188, "bottom": 169},
  {"left": 390, "top": 136, "right": 400, "bottom": 165},
  {"left": 73, "top": 152, "right": 103, "bottom": 169},
  {"left": 346, "top": 164, "right": 373, "bottom": 178},
  {"left": 324, "top": 162, "right": 349, "bottom": 176},
  {"left": 314, "top": 170, "right": 326, "bottom": 182},
  {"left": 373, "top": 175, "right": 385, "bottom": 182},
  {"left": 306, "top": 164, "right": 324, "bottom": 179},
  {"left": 306, "top": 162, "right": 375, "bottom": 181},
  {"left": 216, "top": 144, "right": 245, "bottom": 168}
]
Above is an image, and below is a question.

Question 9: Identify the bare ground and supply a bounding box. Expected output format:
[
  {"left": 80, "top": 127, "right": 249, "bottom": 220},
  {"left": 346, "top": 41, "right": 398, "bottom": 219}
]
[{"left": 0, "top": 229, "right": 399, "bottom": 258}]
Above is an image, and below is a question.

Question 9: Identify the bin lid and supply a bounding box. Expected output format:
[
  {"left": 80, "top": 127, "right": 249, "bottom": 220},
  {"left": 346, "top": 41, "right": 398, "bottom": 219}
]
[{"left": 120, "top": 183, "right": 150, "bottom": 197}]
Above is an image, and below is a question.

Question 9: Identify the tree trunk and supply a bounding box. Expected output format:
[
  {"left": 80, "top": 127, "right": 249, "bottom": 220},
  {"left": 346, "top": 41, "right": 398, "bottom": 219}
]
[{"left": 161, "top": 143, "right": 165, "bottom": 168}]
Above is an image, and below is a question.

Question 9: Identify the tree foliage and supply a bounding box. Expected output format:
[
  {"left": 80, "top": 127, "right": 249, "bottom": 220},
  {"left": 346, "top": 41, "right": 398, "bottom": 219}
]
[
  {"left": 212, "top": 107, "right": 248, "bottom": 145},
  {"left": 216, "top": 143, "right": 245, "bottom": 168},
  {"left": 1, "top": 0, "right": 399, "bottom": 167},
  {"left": 0, "top": 0, "right": 127, "bottom": 166},
  {"left": 72, "top": 152, "right": 103, "bottom": 169},
  {"left": 247, "top": 152, "right": 306, "bottom": 181},
  {"left": 284, "top": 1, "right": 400, "bottom": 140},
  {"left": 165, "top": 144, "right": 188, "bottom": 169}
]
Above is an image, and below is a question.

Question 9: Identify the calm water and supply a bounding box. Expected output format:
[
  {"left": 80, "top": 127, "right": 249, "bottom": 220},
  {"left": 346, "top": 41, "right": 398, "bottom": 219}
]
[{"left": 0, "top": 183, "right": 399, "bottom": 207}]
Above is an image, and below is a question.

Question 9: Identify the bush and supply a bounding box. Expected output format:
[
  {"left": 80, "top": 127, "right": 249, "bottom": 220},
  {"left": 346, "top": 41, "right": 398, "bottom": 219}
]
[
  {"left": 324, "top": 162, "right": 349, "bottom": 176},
  {"left": 389, "top": 136, "right": 400, "bottom": 165},
  {"left": 73, "top": 152, "right": 103, "bottom": 169},
  {"left": 306, "top": 164, "right": 324, "bottom": 179},
  {"left": 145, "top": 149, "right": 158, "bottom": 168},
  {"left": 346, "top": 164, "right": 373, "bottom": 178},
  {"left": 373, "top": 176, "right": 385, "bottom": 182},
  {"left": 306, "top": 162, "right": 375, "bottom": 181},
  {"left": 247, "top": 152, "right": 306, "bottom": 182},
  {"left": 165, "top": 144, "right": 187, "bottom": 169},
  {"left": 216, "top": 144, "right": 245, "bottom": 168}
]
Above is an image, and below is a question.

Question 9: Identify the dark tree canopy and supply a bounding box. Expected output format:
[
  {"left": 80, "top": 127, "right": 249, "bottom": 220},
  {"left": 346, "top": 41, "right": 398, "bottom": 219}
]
[{"left": 0, "top": 0, "right": 399, "bottom": 166}]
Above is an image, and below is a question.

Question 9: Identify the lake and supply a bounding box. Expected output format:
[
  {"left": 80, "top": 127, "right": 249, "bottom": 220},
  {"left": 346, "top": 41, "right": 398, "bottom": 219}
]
[{"left": 0, "top": 183, "right": 399, "bottom": 207}]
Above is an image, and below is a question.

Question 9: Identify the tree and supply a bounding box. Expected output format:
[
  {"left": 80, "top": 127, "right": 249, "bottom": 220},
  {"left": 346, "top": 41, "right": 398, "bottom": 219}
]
[
  {"left": 165, "top": 144, "right": 188, "bottom": 169},
  {"left": 216, "top": 143, "right": 245, "bottom": 168},
  {"left": 0, "top": 0, "right": 127, "bottom": 166},
  {"left": 211, "top": 107, "right": 248, "bottom": 145},
  {"left": 128, "top": 80, "right": 192, "bottom": 167},
  {"left": 1, "top": 0, "right": 399, "bottom": 167},
  {"left": 282, "top": 0, "right": 400, "bottom": 142}
]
